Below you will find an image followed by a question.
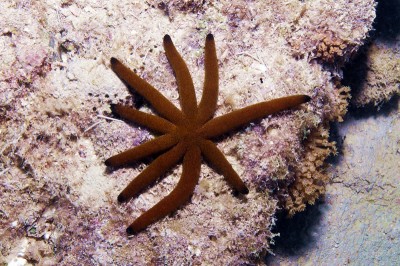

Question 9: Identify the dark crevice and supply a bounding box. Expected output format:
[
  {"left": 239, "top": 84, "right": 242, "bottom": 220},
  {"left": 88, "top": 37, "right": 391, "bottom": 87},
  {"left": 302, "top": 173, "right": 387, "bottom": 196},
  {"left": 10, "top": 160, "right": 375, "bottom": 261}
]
[
  {"left": 265, "top": 198, "right": 327, "bottom": 263},
  {"left": 373, "top": 0, "right": 400, "bottom": 41},
  {"left": 348, "top": 94, "right": 399, "bottom": 119},
  {"left": 341, "top": 45, "right": 369, "bottom": 105}
]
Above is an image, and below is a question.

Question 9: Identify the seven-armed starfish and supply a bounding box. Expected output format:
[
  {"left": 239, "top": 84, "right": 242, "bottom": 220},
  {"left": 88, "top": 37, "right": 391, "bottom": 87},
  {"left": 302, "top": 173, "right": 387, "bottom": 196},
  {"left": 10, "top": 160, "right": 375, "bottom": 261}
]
[{"left": 106, "top": 34, "right": 310, "bottom": 235}]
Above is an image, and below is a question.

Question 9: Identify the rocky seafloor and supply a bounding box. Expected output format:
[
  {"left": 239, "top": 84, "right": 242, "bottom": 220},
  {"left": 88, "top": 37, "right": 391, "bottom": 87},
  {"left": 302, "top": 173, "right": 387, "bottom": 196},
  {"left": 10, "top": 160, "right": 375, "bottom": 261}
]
[{"left": 1, "top": 0, "right": 399, "bottom": 265}]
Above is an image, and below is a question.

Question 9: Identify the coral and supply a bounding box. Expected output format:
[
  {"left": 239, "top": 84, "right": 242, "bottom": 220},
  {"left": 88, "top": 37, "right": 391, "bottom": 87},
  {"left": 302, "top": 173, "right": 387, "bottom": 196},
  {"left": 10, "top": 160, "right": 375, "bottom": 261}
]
[
  {"left": 348, "top": 42, "right": 400, "bottom": 107},
  {"left": 310, "top": 81, "right": 352, "bottom": 123},
  {"left": 330, "top": 85, "right": 351, "bottom": 122},
  {"left": 313, "top": 33, "right": 353, "bottom": 64},
  {"left": 287, "top": 0, "right": 376, "bottom": 64},
  {"left": 285, "top": 124, "right": 337, "bottom": 215},
  {"left": 335, "top": 86, "right": 351, "bottom": 122}
]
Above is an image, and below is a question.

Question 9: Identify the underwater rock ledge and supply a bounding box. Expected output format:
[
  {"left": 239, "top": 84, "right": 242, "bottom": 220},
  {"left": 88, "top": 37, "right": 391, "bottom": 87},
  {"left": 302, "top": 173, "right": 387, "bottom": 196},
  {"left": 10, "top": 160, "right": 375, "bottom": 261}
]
[{"left": 0, "top": 0, "right": 378, "bottom": 264}]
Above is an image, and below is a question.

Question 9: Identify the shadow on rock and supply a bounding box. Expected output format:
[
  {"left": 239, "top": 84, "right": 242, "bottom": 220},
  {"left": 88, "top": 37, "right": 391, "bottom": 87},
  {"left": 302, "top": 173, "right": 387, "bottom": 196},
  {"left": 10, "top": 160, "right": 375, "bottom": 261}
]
[{"left": 265, "top": 198, "right": 327, "bottom": 263}]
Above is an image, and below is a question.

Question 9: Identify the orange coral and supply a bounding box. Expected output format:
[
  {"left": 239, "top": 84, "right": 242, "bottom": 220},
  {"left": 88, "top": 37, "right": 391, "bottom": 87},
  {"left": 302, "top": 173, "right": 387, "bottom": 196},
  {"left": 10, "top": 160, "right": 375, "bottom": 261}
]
[
  {"left": 331, "top": 85, "right": 351, "bottom": 122},
  {"left": 278, "top": 82, "right": 349, "bottom": 216},
  {"left": 314, "top": 35, "right": 354, "bottom": 64},
  {"left": 285, "top": 125, "right": 336, "bottom": 215}
]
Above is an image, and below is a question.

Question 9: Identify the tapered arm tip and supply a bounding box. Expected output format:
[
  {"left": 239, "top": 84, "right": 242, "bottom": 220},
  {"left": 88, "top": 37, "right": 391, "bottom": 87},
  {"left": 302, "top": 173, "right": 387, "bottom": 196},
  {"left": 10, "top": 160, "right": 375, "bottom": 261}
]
[
  {"left": 117, "top": 193, "right": 127, "bottom": 203},
  {"left": 109, "top": 104, "right": 120, "bottom": 118},
  {"left": 163, "top": 34, "right": 172, "bottom": 43},
  {"left": 104, "top": 158, "right": 112, "bottom": 167},
  {"left": 126, "top": 226, "right": 136, "bottom": 235},
  {"left": 206, "top": 33, "right": 214, "bottom": 40},
  {"left": 110, "top": 57, "right": 119, "bottom": 65}
]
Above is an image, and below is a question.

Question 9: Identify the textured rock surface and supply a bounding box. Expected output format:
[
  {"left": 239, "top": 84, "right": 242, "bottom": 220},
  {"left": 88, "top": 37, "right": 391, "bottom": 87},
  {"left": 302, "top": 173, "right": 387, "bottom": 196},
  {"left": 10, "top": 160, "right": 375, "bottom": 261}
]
[
  {"left": 345, "top": 41, "right": 400, "bottom": 107},
  {"left": 345, "top": 0, "right": 400, "bottom": 107},
  {"left": 268, "top": 99, "right": 400, "bottom": 265},
  {"left": 0, "top": 0, "right": 379, "bottom": 264}
]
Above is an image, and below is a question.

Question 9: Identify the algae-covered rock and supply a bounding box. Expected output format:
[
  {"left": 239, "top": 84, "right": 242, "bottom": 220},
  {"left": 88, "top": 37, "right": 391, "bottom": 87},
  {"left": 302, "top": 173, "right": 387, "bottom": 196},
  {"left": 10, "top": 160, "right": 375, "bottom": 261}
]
[
  {"left": 347, "top": 41, "right": 400, "bottom": 107},
  {"left": 0, "top": 0, "right": 377, "bottom": 264}
]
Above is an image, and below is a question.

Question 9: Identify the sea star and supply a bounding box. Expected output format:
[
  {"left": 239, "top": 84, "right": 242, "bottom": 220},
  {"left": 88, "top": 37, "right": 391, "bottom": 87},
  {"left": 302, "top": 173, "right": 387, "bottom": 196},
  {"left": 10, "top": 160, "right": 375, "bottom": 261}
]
[{"left": 106, "top": 34, "right": 310, "bottom": 235}]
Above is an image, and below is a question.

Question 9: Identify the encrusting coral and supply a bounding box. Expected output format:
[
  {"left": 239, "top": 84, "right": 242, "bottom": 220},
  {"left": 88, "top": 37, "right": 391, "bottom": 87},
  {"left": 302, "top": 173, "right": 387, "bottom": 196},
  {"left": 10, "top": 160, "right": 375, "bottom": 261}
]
[
  {"left": 287, "top": 0, "right": 376, "bottom": 64},
  {"left": 106, "top": 34, "right": 310, "bottom": 234},
  {"left": 285, "top": 124, "right": 337, "bottom": 215},
  {"left": 281, "top": 82, "right": 349, "bottom": 215},
  {"left": 332, "top": 86, "right": 351, "bottom": 122}
]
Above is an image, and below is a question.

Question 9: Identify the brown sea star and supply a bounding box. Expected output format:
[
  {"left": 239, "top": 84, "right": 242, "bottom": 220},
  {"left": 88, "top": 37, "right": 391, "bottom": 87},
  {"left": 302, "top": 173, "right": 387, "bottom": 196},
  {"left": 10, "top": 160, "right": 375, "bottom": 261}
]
[{"left": 106, "top": 34, "right": 310, "bottom": 235}]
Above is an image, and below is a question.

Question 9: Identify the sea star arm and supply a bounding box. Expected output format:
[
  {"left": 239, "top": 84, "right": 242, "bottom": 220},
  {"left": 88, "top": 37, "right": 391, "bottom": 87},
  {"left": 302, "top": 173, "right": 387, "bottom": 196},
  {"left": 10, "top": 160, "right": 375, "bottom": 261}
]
[
  {"left": 199, "top": 139, "right": 249, "bottom": 194},
  {"left": 110, "top": 57, "right": 185, "bottom": 124},
  {"left": 111, "top": 104, "right": 176, "bottom": 134},
  {"left": 199, "top": 95, "right": 311, "bottom": 138},
  {"left": 163, "top": 35, "right": 197, "bottom": 118},
  {"left": 117, "top": 141, "right": 187, "bottom": 203},
  {"left": 197, "top": 34, "right": 219, "bottom": 124},
  {"left": 127, "top": 145, "right": 201, "bottom": 234},
  {"left": 105, "top": 133, "right": 179, "bottom": 167}
]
